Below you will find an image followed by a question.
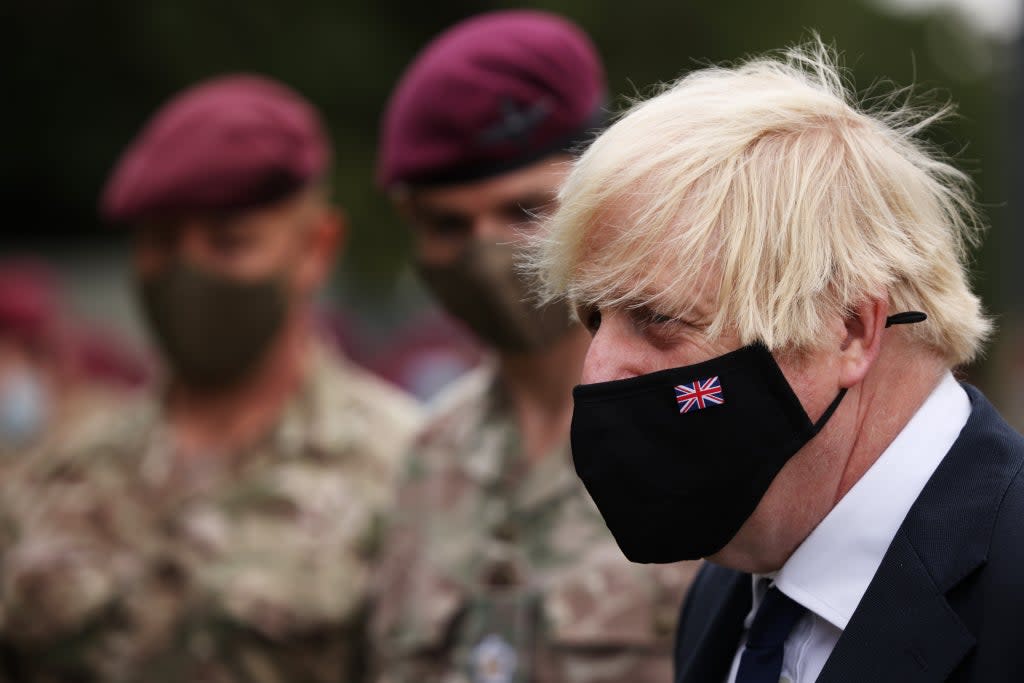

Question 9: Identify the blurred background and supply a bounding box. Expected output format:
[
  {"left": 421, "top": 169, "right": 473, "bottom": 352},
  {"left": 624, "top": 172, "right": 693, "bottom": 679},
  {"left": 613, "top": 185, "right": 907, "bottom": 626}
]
[{"left": 2, "top": 0, "right": 1022, "bottom": 419}]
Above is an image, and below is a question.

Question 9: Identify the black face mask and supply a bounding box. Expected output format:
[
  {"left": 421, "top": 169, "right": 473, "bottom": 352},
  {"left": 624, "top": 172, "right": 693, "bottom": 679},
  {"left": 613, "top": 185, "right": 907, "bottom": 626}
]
[{"left": 569, "top": 312, "right": 925, "bottom": 564}]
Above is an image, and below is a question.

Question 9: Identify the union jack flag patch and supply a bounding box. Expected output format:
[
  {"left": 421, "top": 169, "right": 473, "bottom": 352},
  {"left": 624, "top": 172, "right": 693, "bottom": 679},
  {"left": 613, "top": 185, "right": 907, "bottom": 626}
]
[{"left": 675, "top": 376, "right": 724, "bottom": 414}]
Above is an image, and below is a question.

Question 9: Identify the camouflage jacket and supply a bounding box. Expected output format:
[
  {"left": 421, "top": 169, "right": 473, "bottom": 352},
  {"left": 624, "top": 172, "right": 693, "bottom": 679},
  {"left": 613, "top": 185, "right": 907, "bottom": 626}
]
[
  {"left": 371, "top": 361, "right": 700, "bottom": 683},
  {"left": 0, "top": 344, "right": 421, "bottom": 683}
]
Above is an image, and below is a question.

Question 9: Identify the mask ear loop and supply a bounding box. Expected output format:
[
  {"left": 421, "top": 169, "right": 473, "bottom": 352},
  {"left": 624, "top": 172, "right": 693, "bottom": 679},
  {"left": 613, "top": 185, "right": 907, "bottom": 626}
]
[
  {"left": 812, "top": 388, "right": 848, "bottom": 434},
  {"left": 885, "top": 311, "right": 927, "bottom": 327},
  {"left": 814, "top": 311, "right": 927, "bottom": 433}
]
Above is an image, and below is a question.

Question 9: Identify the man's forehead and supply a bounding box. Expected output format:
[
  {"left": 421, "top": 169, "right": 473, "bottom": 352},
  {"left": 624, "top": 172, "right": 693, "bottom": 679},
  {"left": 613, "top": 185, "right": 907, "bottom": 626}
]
[
  {"left": 409, "top": 155, "right": 569, "bottom": 213},
  {"left": 140, "top": 190, "right": 319, "bottom": 230},
  {"left": 571, "top": 261, "right": 718, "bottom": 317},
  {"left": 572, "top": 208, "right": 721, "bottom": 315}
]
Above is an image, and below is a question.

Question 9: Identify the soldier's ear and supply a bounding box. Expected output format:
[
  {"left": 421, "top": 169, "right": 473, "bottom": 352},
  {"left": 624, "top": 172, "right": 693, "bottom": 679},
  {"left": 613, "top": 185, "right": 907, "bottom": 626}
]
[{"left": 296, "top": 205, "right": 346, "bottom": 293}]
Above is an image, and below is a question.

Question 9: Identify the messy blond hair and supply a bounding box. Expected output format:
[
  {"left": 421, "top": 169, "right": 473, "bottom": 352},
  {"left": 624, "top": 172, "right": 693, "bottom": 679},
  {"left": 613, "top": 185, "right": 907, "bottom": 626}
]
[{"left": 530, "top": 39, "right": 991, "bottom": 365}]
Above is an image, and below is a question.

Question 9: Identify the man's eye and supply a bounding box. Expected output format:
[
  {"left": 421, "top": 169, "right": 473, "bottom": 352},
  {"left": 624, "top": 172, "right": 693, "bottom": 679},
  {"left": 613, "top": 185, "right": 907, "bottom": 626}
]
[
  {"left": 505, "top": 204, "right": 532, "bottom": 224},
  {"left": 210, "top": 229, "right": 253, "bottom": 254},
  {"left": 421, "top": 215, "right": 471, "bottom": 238},
  {"left": 508, "top": 202, "right": 547, "bottom": 227},
  {"left": 137, "top": 223, "right": 178, "bottom": 249},
  {"left": 630, "top": 307, "right": 677, "bottom": 331},
  {"left": 503, "top": 196, "right": 555, "bottom": 228},
  {"left": 648, "top": 312, "right": 676, "bottom": 326},
  {"left": 581, "top": 308, "right": 602, "bottom": 334}
]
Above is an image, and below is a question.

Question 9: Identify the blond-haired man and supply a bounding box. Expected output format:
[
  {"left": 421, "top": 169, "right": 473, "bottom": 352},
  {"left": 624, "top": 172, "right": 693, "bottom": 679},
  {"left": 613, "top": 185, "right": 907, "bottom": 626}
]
[{"left": 532, "top": 41, "right": 1023, "bottom": 682}]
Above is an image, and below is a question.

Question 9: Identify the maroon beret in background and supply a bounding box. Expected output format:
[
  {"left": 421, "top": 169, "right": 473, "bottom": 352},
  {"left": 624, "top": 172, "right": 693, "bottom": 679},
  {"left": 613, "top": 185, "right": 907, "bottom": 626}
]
[
  {"left": 377, "top": 10, "right": 606, "bottom": 190},
  {"left": 102, "top": 74, "right": 331, "bottom": 224},
  {"left": 0, "top": 261, "right": 60, "bottom": 346}
]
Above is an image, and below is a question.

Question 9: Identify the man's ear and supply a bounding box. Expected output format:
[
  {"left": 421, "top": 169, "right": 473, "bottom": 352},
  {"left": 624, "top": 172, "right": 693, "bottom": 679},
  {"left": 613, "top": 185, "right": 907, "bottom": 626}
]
[
  {"left": 296, "top": 205, "right": 346, "bottom": 293},
  {"left": 838, "top": 296, "right": 888, "bottom": 388}
]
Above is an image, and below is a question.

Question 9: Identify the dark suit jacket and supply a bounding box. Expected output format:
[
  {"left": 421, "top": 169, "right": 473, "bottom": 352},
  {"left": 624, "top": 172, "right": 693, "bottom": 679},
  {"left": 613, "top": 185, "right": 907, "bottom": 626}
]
[{"left": 673, "top": 384, "right": 1024, "bottom": 682}]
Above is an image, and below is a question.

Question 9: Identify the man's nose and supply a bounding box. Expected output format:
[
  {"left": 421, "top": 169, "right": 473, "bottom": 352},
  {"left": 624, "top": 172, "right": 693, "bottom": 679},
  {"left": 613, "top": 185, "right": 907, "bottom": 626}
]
[
  {"left": 177, "top": 223, "right": 213, "bottom": 263},
  {"left": 580, "top": 313, "right": 635, "bottom": 384}
]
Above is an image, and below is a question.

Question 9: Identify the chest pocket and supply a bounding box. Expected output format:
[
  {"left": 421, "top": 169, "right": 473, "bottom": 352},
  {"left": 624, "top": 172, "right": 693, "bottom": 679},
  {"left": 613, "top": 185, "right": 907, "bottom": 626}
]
[
  {"left": 178, "top": 468, "right": 375, "bottom": 639},
  {"left": 541, "top": 555, "right": 669, "bottom": 648},
  {"left": 379, "top": 563, "right": 466, "bottom": 655},
  {"left": 538, "top": 557, "right": 700, "bottom": 683},
  {"left": 538, "top": 555, "right": 684, "bottom": 680}
]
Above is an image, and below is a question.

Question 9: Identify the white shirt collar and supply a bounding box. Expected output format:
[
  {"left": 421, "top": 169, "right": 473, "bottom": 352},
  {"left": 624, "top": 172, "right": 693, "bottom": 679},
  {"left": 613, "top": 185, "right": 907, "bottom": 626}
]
[{"left": 766, "top": 372, "right": 971, "bottom": 630}]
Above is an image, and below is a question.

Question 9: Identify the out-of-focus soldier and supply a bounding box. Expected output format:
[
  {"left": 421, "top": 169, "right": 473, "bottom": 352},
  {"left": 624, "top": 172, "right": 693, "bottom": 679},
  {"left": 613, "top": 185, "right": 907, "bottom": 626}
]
[
  {"left": 369, "top": 11, "right": 700, "bottom": 683},
  {"left": 0, "top": 263, "right": 74, "bottom": 459},
  {"left": 0, "top": 75, "right": 420, "bottom": 683},
  {"left": 0, "top": 261, "right": 142, "bottom": 464}
]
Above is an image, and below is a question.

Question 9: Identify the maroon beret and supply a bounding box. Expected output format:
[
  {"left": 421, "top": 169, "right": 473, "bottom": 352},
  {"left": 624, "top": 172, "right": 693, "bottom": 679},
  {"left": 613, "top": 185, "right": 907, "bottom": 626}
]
[
  {"left": 0, "top": 261, "right": 60, "bottom": 346},
  {"left": 102, "top": 74, "right": 330, "bottom": 223},
  {"left": 377, "top": 10, "right": 606, "bottom": 189}
]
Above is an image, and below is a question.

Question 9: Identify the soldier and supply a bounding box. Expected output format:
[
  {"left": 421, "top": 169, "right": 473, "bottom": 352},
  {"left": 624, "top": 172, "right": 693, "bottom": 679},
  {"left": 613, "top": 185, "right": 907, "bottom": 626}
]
[
  {"left": 0, "top": 261, "right": 143, "bottom": 469},
  {"left": 370, "top": 11, "right": 699, "bottom": 683},
  {"left": 0, "top": 263, "right": 70, "bottom": 456},
  {"left": 0, "top": 75, "right": 421, "bottom": 682}
]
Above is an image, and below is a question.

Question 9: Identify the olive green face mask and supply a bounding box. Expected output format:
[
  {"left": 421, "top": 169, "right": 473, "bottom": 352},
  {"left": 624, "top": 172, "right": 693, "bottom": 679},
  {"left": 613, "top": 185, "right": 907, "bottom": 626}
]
[
  {"left": 416, "top": 240, "right": 574, "bottom": 353},
  {"left": 139, "top": 261, "right": 289, "bottom": 390}
]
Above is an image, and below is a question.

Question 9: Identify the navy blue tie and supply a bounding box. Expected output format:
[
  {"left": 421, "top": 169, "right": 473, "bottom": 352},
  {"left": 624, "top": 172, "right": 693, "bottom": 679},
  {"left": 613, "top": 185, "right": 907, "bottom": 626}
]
[{"left": 735, "top": 586, "right": 806, "bottom": 683}]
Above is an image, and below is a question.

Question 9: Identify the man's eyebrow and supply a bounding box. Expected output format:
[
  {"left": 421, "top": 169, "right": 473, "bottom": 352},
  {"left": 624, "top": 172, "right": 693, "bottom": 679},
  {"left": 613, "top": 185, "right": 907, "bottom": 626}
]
[
  {"left": 410, "top": 202, "right": 466, "bottom": 223},
  {"left": 622, "top": 287, "right": 713, "bottom": 319}
]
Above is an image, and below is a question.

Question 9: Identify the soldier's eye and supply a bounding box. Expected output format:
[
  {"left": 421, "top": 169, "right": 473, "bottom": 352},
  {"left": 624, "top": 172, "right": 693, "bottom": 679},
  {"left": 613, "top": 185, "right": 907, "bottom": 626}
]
[
  {"left": 424, "top": 215, "right": 472, "bottom": 239},
  {"left": 137, "top": 222, "right": 179, "bottom": 250},
  {"left": 503, "top": 194, "right": 556, "bottom": 228},
  {"left": 503, "top": 204, "right": 535, "bottom": 227},
  {"left": 209, "top": 227, "right": 256, "bottom": 255}
]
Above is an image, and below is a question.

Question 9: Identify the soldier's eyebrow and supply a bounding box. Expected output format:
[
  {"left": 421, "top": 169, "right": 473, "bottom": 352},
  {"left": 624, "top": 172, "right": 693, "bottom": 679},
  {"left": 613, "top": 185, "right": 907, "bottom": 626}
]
[{"left": 409, "top": 202, "right": 471, "bottom": 226}]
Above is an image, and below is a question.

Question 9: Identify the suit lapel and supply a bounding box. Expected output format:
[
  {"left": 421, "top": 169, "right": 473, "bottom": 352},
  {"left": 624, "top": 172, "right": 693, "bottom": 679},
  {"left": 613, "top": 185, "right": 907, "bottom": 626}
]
[
  {"left": 817, "top": 530, "right": 975, "bottom": 682},
  {"left": 677, "top": 570, "right": 750, "bottom": 683},
  {"left": 819, "top": 384, "right": 1022, "bottom": 682}
]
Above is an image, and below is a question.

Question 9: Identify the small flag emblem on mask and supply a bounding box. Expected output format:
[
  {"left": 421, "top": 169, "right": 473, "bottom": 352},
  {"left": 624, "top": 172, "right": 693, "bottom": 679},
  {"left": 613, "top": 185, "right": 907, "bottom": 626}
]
[{"left": 675, "top": 377, "right": 724, "bottom": 413}]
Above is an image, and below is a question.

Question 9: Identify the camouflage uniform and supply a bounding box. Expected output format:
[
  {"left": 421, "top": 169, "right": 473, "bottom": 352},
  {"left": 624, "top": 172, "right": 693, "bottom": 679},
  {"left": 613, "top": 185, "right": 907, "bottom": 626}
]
[
  {"left": 0, "top": 343, "right": 420, "bottom": 683},
  {"left": 371, "top": 361, "right": 700, "bottom": 683}
]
